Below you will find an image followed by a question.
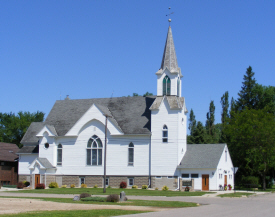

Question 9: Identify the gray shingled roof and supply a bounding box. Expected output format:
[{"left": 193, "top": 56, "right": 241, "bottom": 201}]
[
  {"left": 150, "top": 96, "right": 185, "bottom": 110},
  {"left": 21, "top": 96, "right": 156, "bottom": 145},
  {"left": 178, "top": 144, "right": 226, "bottom": 169},
  {"left": 156, "top": 26, "right": 182, "bottom": 76},
  {"left": 37, "top": 157, "right": 55, "bottom": 168},
  {"left": 17, "top": 145, "right": 39, "bottom": 154}
]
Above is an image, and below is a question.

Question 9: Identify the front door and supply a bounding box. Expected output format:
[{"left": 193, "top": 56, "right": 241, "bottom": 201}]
[
  {"left": 224, "top": 175, "right": 227, "bottom": 185},
  {"left": 202, "top": 174, "right": 209, "bottom": 190},
  {"left": 35, "top": 174, "right": 40, "bottom": 187}
]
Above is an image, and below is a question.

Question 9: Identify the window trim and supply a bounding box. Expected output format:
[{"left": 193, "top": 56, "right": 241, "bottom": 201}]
[
  {"left": 128, "top": 142, "right": 134, "bottom": 166},
  {"left": 182, "top": 173, "right": 189, "bottom": 178},
  {"left": 128, "top": 177, "right": 134, "bottom": 186},
  {"left": 162, "top": 125, "right": 168, "bottom": 143},
  {"left": 105, "top": 177, "right": 109, "bottom": 186},
  {"left": 57, "top": 144, "right": 62, "bottom": 166},
  {"left": 191, "top": 174, "right": 199, "bottom": 178},
  {"left": 87, "top": 135, "right": 103, "bottom": 166},
  {"left": 163, "top": 75, "right": 171, "bottom": 96}
]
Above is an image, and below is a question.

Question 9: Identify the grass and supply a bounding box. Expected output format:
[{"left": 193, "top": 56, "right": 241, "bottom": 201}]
[
  {"left": 0, "top": 209, "right": 148, "bottom": 217},
  {"left": 217, "top": 192, "right": 255, "bottom": 198},
  {"left": 0, "top": 196, "right": 198, "bottom": 208},
  {"left": 8, "top": 187, "right": 211, "bottom": 196}
]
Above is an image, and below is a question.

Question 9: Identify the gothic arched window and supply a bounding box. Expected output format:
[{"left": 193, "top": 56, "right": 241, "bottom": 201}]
[
  {"left": 163, "top": 75, "right": 171, "bottom": 96},
  {"left": 87, "top": 135, "right": 102, "bottom": 166},
  {"left": 57, "top": 144, "right": 62, "bottom": 166},
  {"left": 128, "top": 142, "right": 134, "bottom": 166},
  {"left": 162, "top": 125, "right": 168, "bottom": 143}
]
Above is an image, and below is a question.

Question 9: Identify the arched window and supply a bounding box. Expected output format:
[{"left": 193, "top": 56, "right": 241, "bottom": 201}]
[
  {"left": 57, "top": 144, "right": 62, "bottom": 166},
  {"left": 162, "top": 125, "right": 168, "bottom": 142},
  {"left": 163, "top": 75, "right": 171, "bottom": 96},
  {"left": 128, "top": 142, "right": 134, "bottom": 166},
  {"left": 87, "top": 135, "right": 102, "bottom": 166},
  {"left": 177, "top": 77, "right": 180, "bottom": 96}
]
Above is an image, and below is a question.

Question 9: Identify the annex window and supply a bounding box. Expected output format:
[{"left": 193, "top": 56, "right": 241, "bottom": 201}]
[
  {"left": 182, "top": 174, "right": 189, "bottom": 178},
  {"left": 177, "top": 77, "right": 180, "bottom": 96},
  {"left": 167, "top": 176, "right": 173, "bottom": 179},
  {"left": 163, "top": 75, "right": 171, "bottom": 96},
  {"left": 156, "top": 176, "right": 162, "bottom": 179},
  {"left": 191, "top": 174, "right": 199, "bottom": 178},
  {"left": 87, "top": 135, "right": 102, "bottom": 166},
  {"left": 128, "top": 177, "right": 134, "bottom": 186},
  {"left": 57, "top": 144, "right": 62, "bottom": 166},
  {"left": 128, "top": 142, "right": 134, "bottom": 166},
  {"left": 162, "top": 125, "right": 168, "bottom": 143}
]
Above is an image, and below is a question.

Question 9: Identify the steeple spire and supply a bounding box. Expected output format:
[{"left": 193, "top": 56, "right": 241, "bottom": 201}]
[{"left": 160, "top": 26, "right": 181, "bottom": 74}]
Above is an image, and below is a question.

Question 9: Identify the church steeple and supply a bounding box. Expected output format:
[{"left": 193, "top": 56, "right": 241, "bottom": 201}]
[
  {"left": 156, "top": 26, "right": 182, "bottom": 97},
  {"left": 160, "top": 26, "right": 180, "bottom": 74}
]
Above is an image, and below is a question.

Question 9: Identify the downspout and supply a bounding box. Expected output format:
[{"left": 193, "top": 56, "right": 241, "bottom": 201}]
[{"left": 149, "top": 134, "right": 152, "bottom": 188}]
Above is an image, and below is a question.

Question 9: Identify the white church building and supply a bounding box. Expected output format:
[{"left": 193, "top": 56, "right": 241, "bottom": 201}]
[{"left": 18, "top": 26, "right": 234, "bottom": 191}]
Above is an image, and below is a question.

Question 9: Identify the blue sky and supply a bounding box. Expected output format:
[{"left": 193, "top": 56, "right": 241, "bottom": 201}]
[{"left": 1, "top": 0, "right": 275, "bottom": 130}]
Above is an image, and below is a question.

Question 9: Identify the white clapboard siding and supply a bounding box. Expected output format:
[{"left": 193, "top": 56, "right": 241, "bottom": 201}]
[
  {"left": 157, "top": 69, "right": 181, "bottom": 96},
  {"left": 151, "top": 97, "right": 183, "bottom": 175},
  {"left": 18, "top": 154, "right": 38, "bottom": 174}
]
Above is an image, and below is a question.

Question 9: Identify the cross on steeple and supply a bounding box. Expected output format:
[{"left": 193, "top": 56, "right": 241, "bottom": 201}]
[{"left": 166, "top": 7, "right": 174, "bottom": 26}]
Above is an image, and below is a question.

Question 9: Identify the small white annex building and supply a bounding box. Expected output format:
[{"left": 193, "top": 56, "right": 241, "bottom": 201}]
[{"left": 17, "top": 26, "right": 234, "bottom": 191}]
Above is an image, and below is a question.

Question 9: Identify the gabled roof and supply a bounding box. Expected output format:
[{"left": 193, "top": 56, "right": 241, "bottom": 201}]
[
  {"left": 156, "top": 26, "right": 182, "bottom": 77},
  {"left": 17, "top": 145, "right": 39, "bottom": 154},
  {"left": 150, "top": 96, "right": 185, "bottom": 110},
  {"left": 29, "top": 157, "right": 55, "bottom": 169},
  {"left": 0, "top": 142, "right": 19, "bottom": 162},
  {"left": 178, "top": 144, "right": 226, "bottom": 169},
  {"left": 21, "top": 96, "right": 156, "bottom": 144}
]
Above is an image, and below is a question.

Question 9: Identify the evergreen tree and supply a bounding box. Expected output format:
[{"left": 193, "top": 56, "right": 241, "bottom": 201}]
[
  {"left": 187, "top": 109, "right": 197, "bottom": 144},
  {"left": 236, "top": 66, "right": 257, "bottom": 111},
  {"left": 193, "top": 121, "right": 206, "bottom": 144},
  {"left": 220, "top": 91, "right": 229, "bottom": 143},
  {"left": 205, "top": 100, "right": 216, "bottom": 143}
]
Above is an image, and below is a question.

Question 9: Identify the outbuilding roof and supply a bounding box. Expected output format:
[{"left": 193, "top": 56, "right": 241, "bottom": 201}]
[
  {"left": 178, "top": 144, "right": 226, "bottom": 169},
  {"left": 0, "top": 142, "right": 19, "bottom": 162}
]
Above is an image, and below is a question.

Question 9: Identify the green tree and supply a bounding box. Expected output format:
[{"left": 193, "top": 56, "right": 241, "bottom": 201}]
[
  {"left": 236, "top": 66, "right": 257, "bottom": 111},
  {"left": 0, "top": 111, "right": 44, "bottom": 147},
  {"left": 193, "top": 121, "right": 206, "bottom": 144},
  {"left": 226, "top": 109, "right": 275, "bottom": 190},
  {"left": 143, "top": 92, "right": 153, "bottom": 97},
  {"left": 253, "top": 84, "right": 275, "bottom": 114},
  {"left": 187, "top": 109, "right": 196, "bottom": 144},
  {"left": 205, "top": 100, "right": 216, "bottom": 143},
  {"left": 220, "top": 91, "right": 229, "bottom": 143}
]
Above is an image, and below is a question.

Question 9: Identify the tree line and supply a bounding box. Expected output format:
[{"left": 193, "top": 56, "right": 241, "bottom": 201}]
[{"left": 187, "top": 66, "right": 275, "bottom": 190}]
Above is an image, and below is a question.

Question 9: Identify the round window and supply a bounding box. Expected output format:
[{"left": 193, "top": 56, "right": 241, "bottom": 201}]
[{"left": 44, "top": 143, "right": 49, "bottom": 149}]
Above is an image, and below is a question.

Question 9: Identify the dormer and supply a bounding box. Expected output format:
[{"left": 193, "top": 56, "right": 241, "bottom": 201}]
[{"left": 156, "top": 26, "right": 183, "bottom": 97}]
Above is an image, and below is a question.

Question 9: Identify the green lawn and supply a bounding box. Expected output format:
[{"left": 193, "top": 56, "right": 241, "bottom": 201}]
[
  {"left": 217, "top": 192, "right": 254, "bottom": 198},
  {"left": 0, "top": 209, "right": 148, "bottom": 217},
  {"left": 9, "top": 187, "right": 210, "bottom": 196},
  {"left": 0, "top": 196, "right": 198, "bottom": 208}
]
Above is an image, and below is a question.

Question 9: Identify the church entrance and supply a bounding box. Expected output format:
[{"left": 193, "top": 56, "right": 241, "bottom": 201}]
[
  {"left": 35, "top": 174, "right": 40, "bottom": 187},
  {"left": 224, "top": 175, "right": 227, "bottom": 186},
  {"left": 202, "top": 174, "right": 209, "bottom": 190}
]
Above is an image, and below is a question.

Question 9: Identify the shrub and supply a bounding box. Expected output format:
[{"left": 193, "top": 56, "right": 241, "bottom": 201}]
[
  {"left": 155, "top": 187, "right": 159, "bottom": 190},
  {"left": 49, "top": 182, "right": 59, "bottom": 188},
  {"left": 93, "top": 184, "right": 98, "bottom": 188},
  {"left": 24, "top": 181, "right": 30, "bottom": 187},
  {"left": 35, "top": 183, "right": 45, "bottom": 189},
  {"left": 81, "top": 197, "right": 106, "bottom": 202},
  {"left": 107, "top": 185, "right": 111, "bottom": 188},
  {"left": 81, "top": 184, "right": 87, "bottom": 188},
  {"left": 142, "top": 185, "right": 148, "bottom": 189},
  {"left": 120, "top": 181, "right": 127, "bottom": 188},
  {"left": 61, "top": 185, "right": 67, "bottom": 188},
  {"left": 79, "top": 193, "right": 91, "bottom": 199},
  {"left": 106, "top": 194, "right": 119, "bottom": 202},
  {"left": 70, "top": 184, "right": 76, "bottom": 188},
  {"left": 17, "top": 182, "right": 24, "bottom": 189},
  {"left": 162, "top": 185, "right": 169, "bottom": 191},
  {"left": 242, "top": 176, "right": 259, "bottom": 188},
  {"left": 132, "top": 185, "right": 138, "bottom": 189},
  {"left": 185, "top": 186, "right": 190, "bottom": 192}
]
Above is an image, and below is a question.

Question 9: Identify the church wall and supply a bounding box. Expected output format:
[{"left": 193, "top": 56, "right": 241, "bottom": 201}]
[
  {"left": 157, "top": 69, "right": 179, "bottom": 96},
  {"left": 151, "top": 176, "right": 178, "bottom": 189},
  {"left": 39, "top": 132, "right": 56, "bottom": 165},
  {"left": 151, "top": 98, "right": 181, "bottom": 176},
  {"left": 216, "top": 145, "right": 234, "bottom": 189},
  {"left": 177, "top": 109, "right": 187, "bottom": 164},
  {"left": 18, "top": 154, "right": 37, "bottom": 175}
]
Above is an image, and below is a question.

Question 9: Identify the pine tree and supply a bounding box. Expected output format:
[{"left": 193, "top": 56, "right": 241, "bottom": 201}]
[
  {"left": 193, "top": 121, "right": 206, "bottom": 144},
  {"left": 187, "top": 109, "right": 197, "bottom": 144},
  {"left": 236, "top": 66, "right": 257, "bottom": 111},
  {"left": 205, "top": 100, "right": 216, "bottom": 142},
  {"left": 221, "top": 91, "right": 229, "bottom": 124}
]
